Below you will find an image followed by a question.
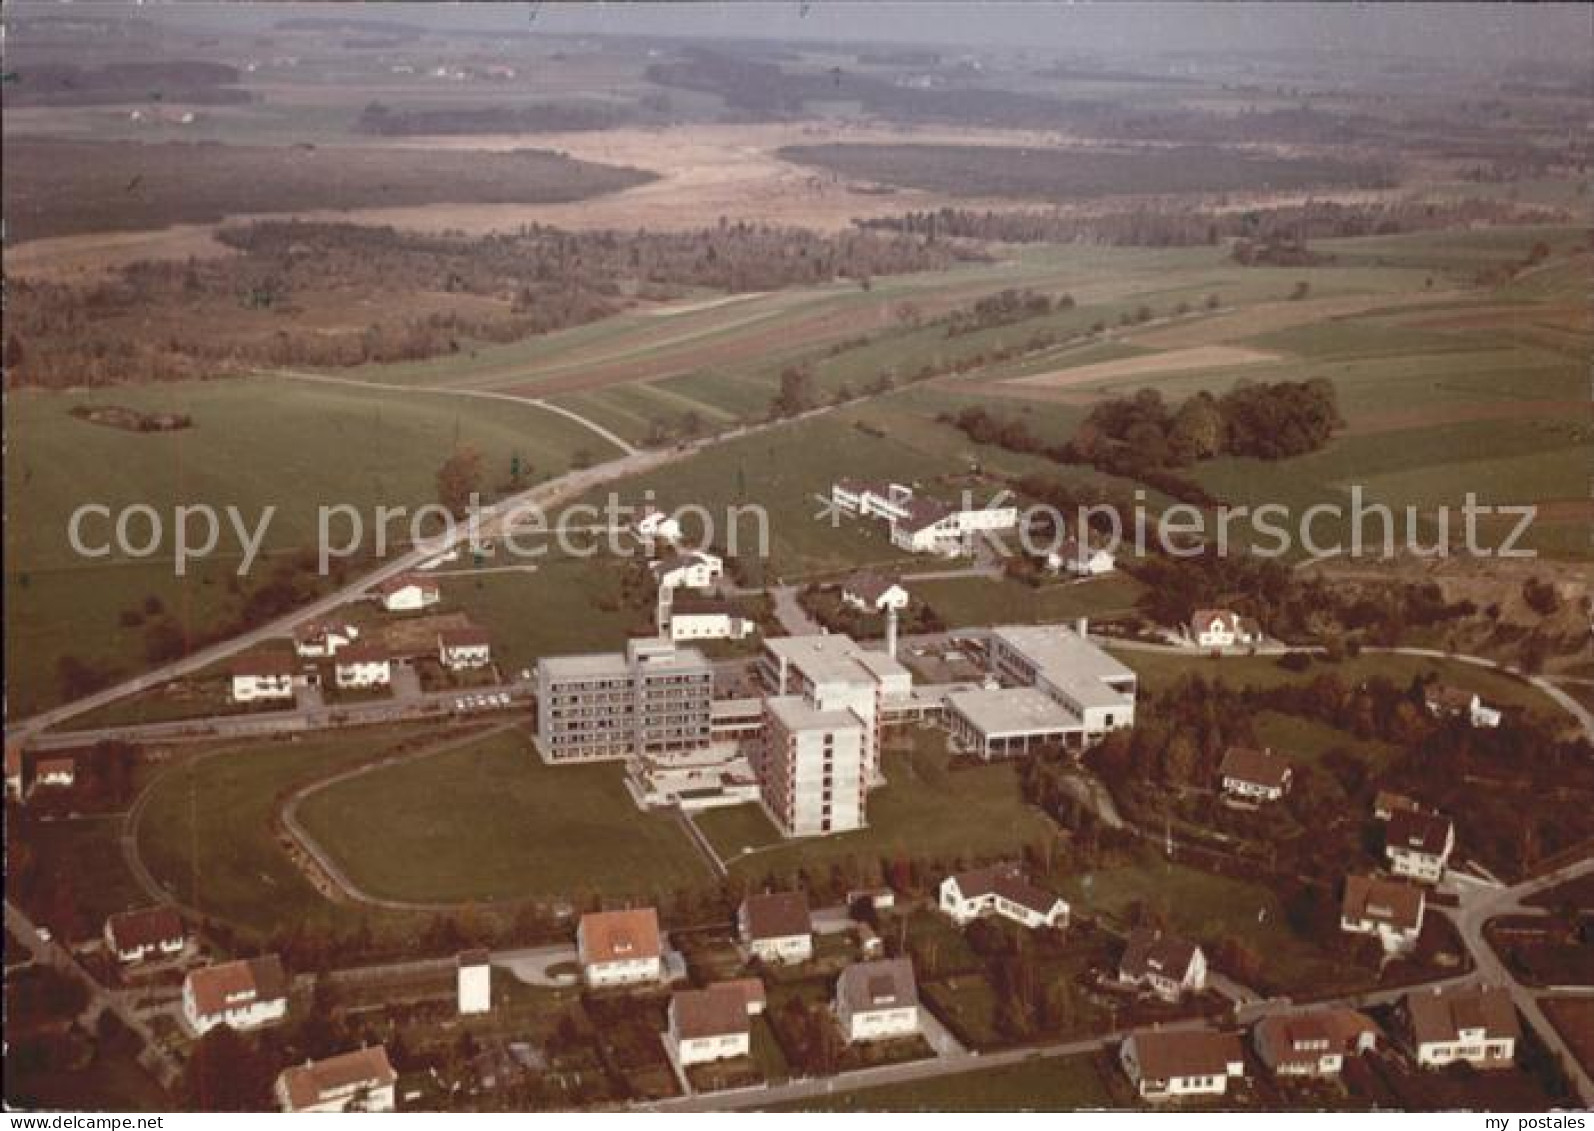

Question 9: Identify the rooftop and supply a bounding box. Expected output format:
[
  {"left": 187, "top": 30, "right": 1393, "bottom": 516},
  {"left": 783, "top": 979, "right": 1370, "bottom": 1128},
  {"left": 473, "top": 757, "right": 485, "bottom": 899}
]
[
  {"left": 278, "top": 1047, "right": 396, "bottom": 1110},
  {"left": 672, "top": 983, "right": 753, "bottom": 1041},
  {"left": 741, "top": 891, "right": 812, "bottom": 941},
  {"left": 1386, "top": 810, "right": 1454, "bottom": 857},
  {"left": 579, "top": 908, "right": 662, "bottom": 965},
  {"left": 1342, "top": 874, "right": 1425, "bottom": 930},
  {"left": 1408, "top": 984, "right": 1519, "bottom": 1046},
  {"left": 765, "top": 694, "right": 864, "bottom": 734},
  {"left": 947, "top": 686, "right": 1078, "bottom": 735},
  {"left": 764, "top": 633, "right": 910, "bottom": 690},
  {"left": 187, "top": 954, "right": 287, "bottom": 1018},
  {"left": 989, "top": 624, "right": 1136, "bottom": 709},
  {"left": 836, "top": 958, "right": 917, "bottom": 1012},
  {"left": 1219, "top": 746, "right": 1294, "bottom": 790},
  {"left": 1129, "top": 1027, "right": 1244, "bottom": 1082}
]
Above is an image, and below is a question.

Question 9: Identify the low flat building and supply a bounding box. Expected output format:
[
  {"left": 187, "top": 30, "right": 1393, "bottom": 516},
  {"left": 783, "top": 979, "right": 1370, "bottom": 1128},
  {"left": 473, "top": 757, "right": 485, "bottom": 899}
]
[
  {"left": 276, "top": 1046, "right": 397, "bottom": 1113},
  {"left": 667, "top": 983, "right": 753, "bottom": 1067},
  {"left": 739, "top": 891, "right": 814, "bottom": 965},
  {"left": 1340, "top": 874, "right": 1425, "bottom": 955},
  {"left": 536, "top": 638, "right": 714, "bottom": 763},
  {"left": 1219, "top": 746, "right": 1294, "bottom": 803},
  {"left": 835, "top": 958, "right": 919, "bottom": 1044},
  {"left": 183, "top": 955, "right": 289, "bottom": 1034},
  {"left": 945, "top": 686, "right": 1078, "bottom": 759},
  {"left": 1120, "top": 1027, "right": 1246, "bottom": 1102},
  {"left": 1119, "top": 929, "right": 1208, "bottom": 1001},
  {"left": 1253, "top": 1008, "right": 1379, "bottom": 1078},
  {"left": 104, "top": 906, "right": 185, "bottom": 964},
  {"left": 1408, "top": 984, "right": 1519, "bottom": 1070},
  {"left": 986, "top": 624, "right": 1137, "bottom": 743},
  {"left": 1385, "top": 810, "right": 1455, "bottom": 884},
  {"left": 577, "top": 908, "right": 663, "bottom": 987},
  {"left": 939, "top": 864, "right": 1068, "bottom": 930}
]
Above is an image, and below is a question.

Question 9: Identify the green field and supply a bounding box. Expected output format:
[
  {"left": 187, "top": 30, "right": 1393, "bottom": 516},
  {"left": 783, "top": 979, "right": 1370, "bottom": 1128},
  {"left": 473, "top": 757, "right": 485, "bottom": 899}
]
[
  {"left": 915, "top": 574, "right": 1144, "bottom": 629},
  {"left": 135, "top": 723, "right": 460, "bottom": 935},
  {"left": 4, "top": 377, "right": 619, "bottom": 717},
  {"left": 702, "top": 728, "right": 1059, "bottom": 880},
  {"left": 295, "top": 727, "right": 711, "bottom": 904},
  {"left": 768, "top": 1051, "right": 1115, "bottom": 1111}
]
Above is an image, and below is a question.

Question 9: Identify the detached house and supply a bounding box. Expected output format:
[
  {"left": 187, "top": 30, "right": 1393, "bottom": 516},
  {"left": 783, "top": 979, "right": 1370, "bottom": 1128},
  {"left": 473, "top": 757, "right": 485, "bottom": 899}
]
[
  {"left": 653, "top": 551, "right": 724, "bottom": 592},
  {"left": 334, "top": 644, "right": 392, "bottom": 690},
  {"left": 834, "top": 958, "right": 920, "bottom": 1044},
  {"left": 1407, "top": 984, "right": 1519, "bottom": 1070},
  {"left": 275, "top": 1046, "right": 398, "bottom": 1113},
  {"left": 841, "top": 572, "right": 909, "bottom": 614},
  {"left": 32, "top": 757, "right": 77, "bottom": 791},
  {"left": 1340, "top": 874, "right": 1425, "bottom": 955},
  {"left": 183, "top": 955, "right": 289, "bottom": 1034},
  {"left": 939, "top": 864, "right": 1069, "bottom": 930},
  {"left": 438, "top": 626, "right": 492, "bottom": 671},
  {"left": 664, "top": 595, "right": 755, "bottom": 643},
  {"left": 293, "top": 620, "right": 358, "bottom": 659},
  {"left": 1253, "top": 1008, "right": 1379, "bottom": 1078},
  {"left": 1189, "top": 610, "right": 1260, "bottom": 650},
  {"left": 104, "top": 906, "right": 186, "bottom": 964},
  {"left": 1384, "top": 810, "right": 1456, "bottom": 884},
  {"left": 1119, "top": 929, "right": 1208, "bottom": 1001},
  {"left": 1425, "top": 685, "right": 1502, "bottom": 729},
  {"left": 1218, "top": 746, "right": 1294, "bottom": 803},
  {"left": 1047, "top": 536, "right": 1115, "bottom": 577},
  {"left": 666, "top": 982, "right": 759, "bottom": 1067},
  {"left": 635, "top": 507, "right": 683, "bottom": 544},
  {"left": 1120, "top": 1027, "right": 1246, "bottom": 1102},
  {"left": 377, "top": 574, "right": 440, "bottom": 613},
  {"left": 577, "top": 908, "right": 663, "bottom": 987},
  {"left": 230, "top": 653, "right": 296, "bottom": 704},
  {"left": 891, "top": 498, "right": 963, "bottom": 556},
  {"left": 738, "top": 891, "right": 814, "bottom": 965}
]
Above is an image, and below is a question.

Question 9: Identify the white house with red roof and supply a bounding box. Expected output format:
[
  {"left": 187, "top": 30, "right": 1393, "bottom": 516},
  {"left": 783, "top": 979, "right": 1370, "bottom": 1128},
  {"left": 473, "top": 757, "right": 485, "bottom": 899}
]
[
  {"left": 438, "top": 626, "right": 492, "bottom": 671},
  {"left": 230, "top": 652, "right": 296, "bottom": 703},
  {"left": 1190, "top": 609, "right": 1261, "bottom": 649},
  {"left": 377, "top": 574, "right": 440, "bottom": 613},
  {"left": 334, "top": 644, "right": 392, "bottom": 690},
  {"left": 577, "top": 909, "right": 664, "bottom": 987}
]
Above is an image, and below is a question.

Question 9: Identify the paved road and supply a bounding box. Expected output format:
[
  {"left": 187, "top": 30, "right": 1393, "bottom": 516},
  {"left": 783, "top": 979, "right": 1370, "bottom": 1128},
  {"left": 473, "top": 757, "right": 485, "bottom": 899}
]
[{"left": 1440, "top": 854, "right": 1594, "bottom": 1107}]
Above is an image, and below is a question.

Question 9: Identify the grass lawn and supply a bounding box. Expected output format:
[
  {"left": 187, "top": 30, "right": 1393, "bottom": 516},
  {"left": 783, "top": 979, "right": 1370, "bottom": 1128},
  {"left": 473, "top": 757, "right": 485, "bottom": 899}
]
[
  {"left": 768, "top": 1051, "right": 1114, "bottom": 1111},
  {"left": 724, "top": 727, "right": 1059, "bottom": 881},
  {"left": 1108, "top": 647, "right": 1558, "bottom": 716},
  {"left": 135, "top": 723, "right": 458, "bottom": 936},
  {"left": 16, "top": 816, "right": 151, "bottom": 938},
  {"left": 1058, "top": 851, "right": 1369, "bottom": 995},
  {"left": 693, "top": 803, "right": 786, "bottom": 862},
  {"left": 915, "top": 574, "right": 1143, "bottom": 629},
  {"left": 295, "top": 727, "right": 710, "bottom": 904},
  {"left": 5, "top": 376, "right": 619, "bottom": 717},
  {"left": 1252, "top": 709, "right": 1401, "bottom": 768}
]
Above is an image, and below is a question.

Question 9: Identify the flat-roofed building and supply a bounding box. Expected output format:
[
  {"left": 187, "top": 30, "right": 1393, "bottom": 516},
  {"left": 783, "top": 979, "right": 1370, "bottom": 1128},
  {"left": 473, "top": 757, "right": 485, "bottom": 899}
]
[
  {"left": 759, "top": 634, "right": 911, "bottom": 783},
  {"left": 945, "top": 687, "right": 1077, "bottom": 758},
  {"left": 535, "top": 638, "right": 713, "bottom": 763},
  {"left": 972, "top": 624, "right": 1136, "bottom": 749},
  {"left": 759, "top": 695, "right": 867, "bottom": 837}
]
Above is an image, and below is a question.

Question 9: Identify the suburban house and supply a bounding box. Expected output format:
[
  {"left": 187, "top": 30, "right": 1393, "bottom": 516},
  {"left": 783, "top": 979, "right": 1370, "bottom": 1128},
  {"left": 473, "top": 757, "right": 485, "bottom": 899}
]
[
  {"left": 1407, "top": 984, "right": 1519, "bottom": 1070},
  {"left": 834, "top": 958, "right": 920, "bottom": 1044},
  {"left": 1424, "top": 685, "right": 1502, "bottom": 728},
  {"left": 1218, "top": 746, "right": 1294, "bottom": 803},
  {"left": 635, "top": 507, "right": 683, "bottom": 544},
  {"left": 663, "top": 595, "right": 755, "bottom": 642},
  {"left": 1384, "top": 810, "right": 1456, "bottom": 884},
  {"left": 938, "top": 863, "right": 1069, "bottom": 930},
  {"left": 890, "top": 498, "right": 963, "bottom": 555},
  {"left": 104, "top": 906, "right": 186, "bottom": 964},
  {"left": 1120, "top": 1027, "right": 1247, "bottom": 1102},
  {"left": 576, "top": 908, "right": 664, "bottom": 987},
  {"left": 1189, "top": 609, "right": 1260, "bottom": 650},
  {"left": 666, "top": 983, "right": 756, "bottom": 1067},
  {"left": 738, "top": 891, "right": 814, "bottom": 965},
  {"left": 334, "top": 644, "right": 393, "bottom": 690},
  {"left": 1340, "top": 874, "right": 1426, "bottom": 954},
  {"left": 230, "top": 652, "right": 296, "bottom": 704},
  {"left": 652, "top": 551, "right": 724, "bottom": 591},
  {"left": 1252, "top": 1008, "right": 1379, "bottom": 1078},
  {"left": 1118, "top": 929, "right": 1208, "bottom": 1001},
  {"left": 32, "top": 757, "right": 77, "bottom": 790},
  {"left": 438, "top": 626, "right": 492, "bottom": 671},
  {"left": 293, "top": 619, "right": 359, "bottom": 659},
  {"left": 275, "top": 1046, "right": 398, "bottom": 1113},
  {"left": 1374, "top": 790, "right": 1425, "bottom": 821},
  {"left": 841, "top": 572, "right": 910, "bottom": 614},
  {"left": 182, "top": 955, "right": 289, "bottom": 1034},
  {"left": 377, "top": 574, "right": 441, "bottom": 613},
  {"left": 1047, "top": 536, "right": 1115, "bottom": 577}
]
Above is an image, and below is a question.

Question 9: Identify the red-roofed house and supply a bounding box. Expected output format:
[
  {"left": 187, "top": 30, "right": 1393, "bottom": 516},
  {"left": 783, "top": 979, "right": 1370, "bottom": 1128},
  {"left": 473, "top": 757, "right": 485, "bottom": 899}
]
[
  {"left": 1190, "top": 610, "right": 1260, "bottom": 650},
  {"left": 1219, "top": 747, "right": 1294, "bottom": 803},
  {"left": 334, "top": 644, "right": 392, "bottom": 690},
  {"left": 438, "top": 626, "right": 492, "bottom": 671},
  {"left": 939, "top": 864, "right": 1069, "bottom": 930},
  {"left": 183, "top": 955, "right": 289, "bottom": 1034},
  {"left": 666, "top": 983, "right": 754, "bottom": 1067},
  {"left": 104, "top": 906, "right": 186, "bottom": 964},
  {"left": 577, "top": 909, "right": 663, "bottom": 987},
  {"left": 275, "top": 1046, "right": 397, "bottom": 1113},
  {"left": 1253, "top": 1008, "right": 1379, "bottom": 1077},
  {"left": 230, "top": 652, "right": 296, "bottom": 703},
  {"left": 1121, "top": 1027, "right": 1246, "bottom": 1101}
]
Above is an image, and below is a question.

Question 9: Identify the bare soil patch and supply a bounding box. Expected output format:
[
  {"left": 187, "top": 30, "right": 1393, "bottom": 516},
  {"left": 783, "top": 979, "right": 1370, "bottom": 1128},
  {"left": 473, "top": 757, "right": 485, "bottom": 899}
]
[{"left": 1007, "top": 345, "right": 1282, "bottom": 389}]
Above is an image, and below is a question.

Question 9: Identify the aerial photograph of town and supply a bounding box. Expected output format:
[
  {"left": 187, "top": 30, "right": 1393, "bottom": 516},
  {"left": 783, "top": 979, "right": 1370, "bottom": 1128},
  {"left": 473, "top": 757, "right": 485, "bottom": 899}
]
[{"left": 2, "top": 0, "right": 1590, "bottom": 1118}]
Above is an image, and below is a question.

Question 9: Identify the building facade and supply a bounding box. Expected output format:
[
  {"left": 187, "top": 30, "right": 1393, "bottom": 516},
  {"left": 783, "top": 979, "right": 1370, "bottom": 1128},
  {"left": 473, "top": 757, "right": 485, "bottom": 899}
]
[{"left": 535, "top": 639, "right": 714, "bottom": 763}]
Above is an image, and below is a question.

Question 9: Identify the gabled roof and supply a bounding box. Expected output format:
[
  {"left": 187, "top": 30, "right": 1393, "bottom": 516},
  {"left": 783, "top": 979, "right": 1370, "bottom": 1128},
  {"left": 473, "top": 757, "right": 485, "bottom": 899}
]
[
  {"left": 231, "top": 652, "right": 295, "bottom": 678},
  {"left": 836, "top": 958, "right": 917, "bottom": 1013},
  {"left": 438, "top": 626, "right": 491, "bottom": 648},
  {"left": 35, "top": 757, "right": 77, "bottom": 780},
  {"left": 947, "top": 864, "right": 1065, "bottom": 918},
  {"left": 1408, "top": 984, "right": 1519, "bottom": 1047},
  {"left": 335, "top": 643, "right": 390, "bottom": 665},
  {"left": 1128, "top": 1027, "right": 1244, "bottom": 1082},
  {"left": 741, "top": 891, "right": 812, "bottom": 941},
  {"left": 1219, "top": 746, "right": 1293, "bottom": 790},
  {"left": 1341, "top": 874, "right": 1424, "bottom": 931},
  {"left": 278, "top": 1046, "right": 396, "bottom": 1110},
  {"left": 1255, "top": 1008, "right": 1378, "bottom": 1068},
  {"left": 1190, "top": 608, "right": 1240, "bottom": 632},
  {"left": 896, "top": 497, "right": 954, "bottom": 534},
  {"left": 377, "top": 573, "right": 439, "bottom": 597},
  {"left": 1120, "top": 928, "right": 1202, "bottom": 983},
  {"left": 842, "top": 571, "right": 904, "bottom": 604},
  {"left": 1386, "top": 810, "right": 1453, "bottom": 857},
  {"left": 106, "top": 906, "right": 184, "bottom": 953},
  {"left": 672, "top": 983, "right": 752, "bottom": 1041},
  {"left": 293, "top": 619, "right": 355, "bottom": 644},
  {"left": 579, "top": 908, "right": 662, "bottom": 965},
  {"left": 187, "top": 955, "right": 288, "bottom": 1018}
]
